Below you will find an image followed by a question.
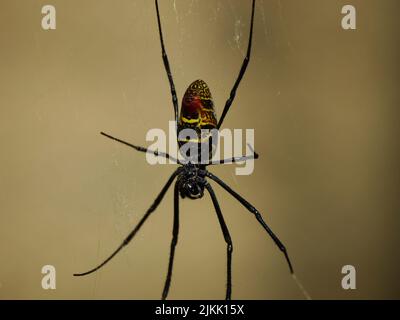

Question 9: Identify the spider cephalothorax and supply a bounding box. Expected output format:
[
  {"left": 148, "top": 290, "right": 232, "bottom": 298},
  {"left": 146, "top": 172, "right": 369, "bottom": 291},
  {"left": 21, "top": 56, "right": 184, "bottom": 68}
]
[
  {"left": 178, "top": 164, "right": 207, "bottom": 200},
  {"left": 75, "top": 0, "right": 294, "bottom": 301}
]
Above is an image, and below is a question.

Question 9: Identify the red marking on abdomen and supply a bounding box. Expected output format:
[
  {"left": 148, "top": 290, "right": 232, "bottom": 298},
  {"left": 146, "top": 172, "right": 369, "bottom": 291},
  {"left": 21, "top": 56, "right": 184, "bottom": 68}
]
[{"left": 182, "top": 97, "right": 202, "bottom": 119}]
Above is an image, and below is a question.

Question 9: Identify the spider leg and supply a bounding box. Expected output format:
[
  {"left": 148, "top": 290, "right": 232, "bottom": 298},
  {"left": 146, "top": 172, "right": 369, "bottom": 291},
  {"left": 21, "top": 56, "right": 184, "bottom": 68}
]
[
  {"left": 205, "top": 183, "right": 233, "bottom": 300},
  {"left": 207, "top": 144, "right": 259, "bottom": 165},
  {"left": 208, "top": 154, "right": 257, "bottom": 165},
  {"left": 73, "top": 168, "right": 181, "bottom": 277},
  {"left": 162, "top": 180, "right": 180, "bottom": 300},
  {"left": 155, "top": 0, "right": 179, "bottom": 130},
  {"left": 206, "top": 171, "right": 294, "bottom": 274},
  {"left": 101, "top": 131, "right": 180, "bottom": 164},
  {"left": 217, "top": 0, "right": 255, "bottom": 129}
]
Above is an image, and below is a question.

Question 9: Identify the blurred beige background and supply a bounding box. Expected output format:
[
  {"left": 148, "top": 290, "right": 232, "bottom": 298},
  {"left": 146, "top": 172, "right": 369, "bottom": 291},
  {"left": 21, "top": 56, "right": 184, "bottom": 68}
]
[{"left": 0, "top": 0, "right": 399, "bottom": 299}]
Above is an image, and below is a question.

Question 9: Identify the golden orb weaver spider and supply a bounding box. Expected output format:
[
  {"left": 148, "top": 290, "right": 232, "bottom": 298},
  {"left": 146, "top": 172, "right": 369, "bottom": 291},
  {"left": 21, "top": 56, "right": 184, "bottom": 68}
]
[{"left": 74, "top": 0, "right": 293, "bottom": 300}]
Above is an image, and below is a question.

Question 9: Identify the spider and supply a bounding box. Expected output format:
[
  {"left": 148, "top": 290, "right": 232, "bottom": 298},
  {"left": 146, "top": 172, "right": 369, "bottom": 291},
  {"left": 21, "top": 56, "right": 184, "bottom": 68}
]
[{"left": 74, "top": 0, "right": 293, "bottom": 300}]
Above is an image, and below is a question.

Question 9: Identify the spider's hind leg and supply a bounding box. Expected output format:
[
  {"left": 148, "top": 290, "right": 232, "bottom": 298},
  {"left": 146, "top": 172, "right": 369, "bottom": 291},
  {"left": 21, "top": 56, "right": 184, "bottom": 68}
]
[
  {"left": 73, "top": 168, "right": 181, "bottom": 277},
  {"left": 205, "top": 183, "right": 233, "bottom": 300},
  {"left": 206, "top": 171, "right": 294, "bottom": 274},
  {"left": 162, "top": 180, "right": 180, "bottom": 300}
]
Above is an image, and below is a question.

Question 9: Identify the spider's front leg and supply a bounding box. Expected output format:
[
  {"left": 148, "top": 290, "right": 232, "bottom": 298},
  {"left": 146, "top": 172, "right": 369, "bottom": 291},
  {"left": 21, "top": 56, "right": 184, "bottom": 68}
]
[{"left": 217, "top": 0, "right": 256, "bottom": 129}]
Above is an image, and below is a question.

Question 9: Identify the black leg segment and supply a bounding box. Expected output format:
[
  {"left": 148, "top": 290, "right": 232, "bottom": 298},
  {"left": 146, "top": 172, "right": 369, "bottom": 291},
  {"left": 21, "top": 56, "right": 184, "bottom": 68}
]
[
  {"left": 161, "top": 179, "right": 180, "bottom": 300},
  {"left": 73, "top": 168, "right": 181, "bottom": 277},
  {"left": 205, "top": 183, "right": 233, "bottom": 300},
  {"left": 207, "top": 144, "right": 259, "bottom": 165},
  {"left": 101, "top": 131, "right": 179, "bottom": 164},
  {"left": 206, "top": 171, "right": 293, "bottom": 274},
  {"left": 155, "top": 0, "right": 179, "bottom": 129},
  {"left": 217, "top": 0, "right": 256, "bottom": 129}
]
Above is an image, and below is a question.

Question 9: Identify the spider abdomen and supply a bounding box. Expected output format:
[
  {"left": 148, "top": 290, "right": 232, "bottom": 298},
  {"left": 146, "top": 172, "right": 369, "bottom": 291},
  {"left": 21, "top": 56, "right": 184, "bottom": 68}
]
[
  {"left": 178, "top": 80, "right": 218, "bottom": 163},
  {"left": 179, "top": 79, "right": 217, "bottom": 131}
]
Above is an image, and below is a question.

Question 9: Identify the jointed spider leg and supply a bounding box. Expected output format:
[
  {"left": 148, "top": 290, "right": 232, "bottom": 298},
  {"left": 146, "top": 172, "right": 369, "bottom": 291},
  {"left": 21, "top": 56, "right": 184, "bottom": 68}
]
[
  {"left": 217, "top": 0, "right": 255, "bottom": 129},
  {"left": 205, "top": 183, "right": 233, "bottom": 300},
  {"left": 162, "top": 180, "right": 180, "bottom": 300},
  {"left": 101, "top": 131, "right": 180, "bottom": 164},
  {"left": 155, "top": 0, "right": 179, "bottom": 130},
  {"left": 73, "top": 168, "right": 182, "bottom": 277},
  {"left": 207, "top": 144, "right": 259, "bottom": 165},
  {"left": 207, "top": 155, "right": 256, "bottom": 165},
  {"left": 205, "top": 171, "right": 294, "bottom": 274}
]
